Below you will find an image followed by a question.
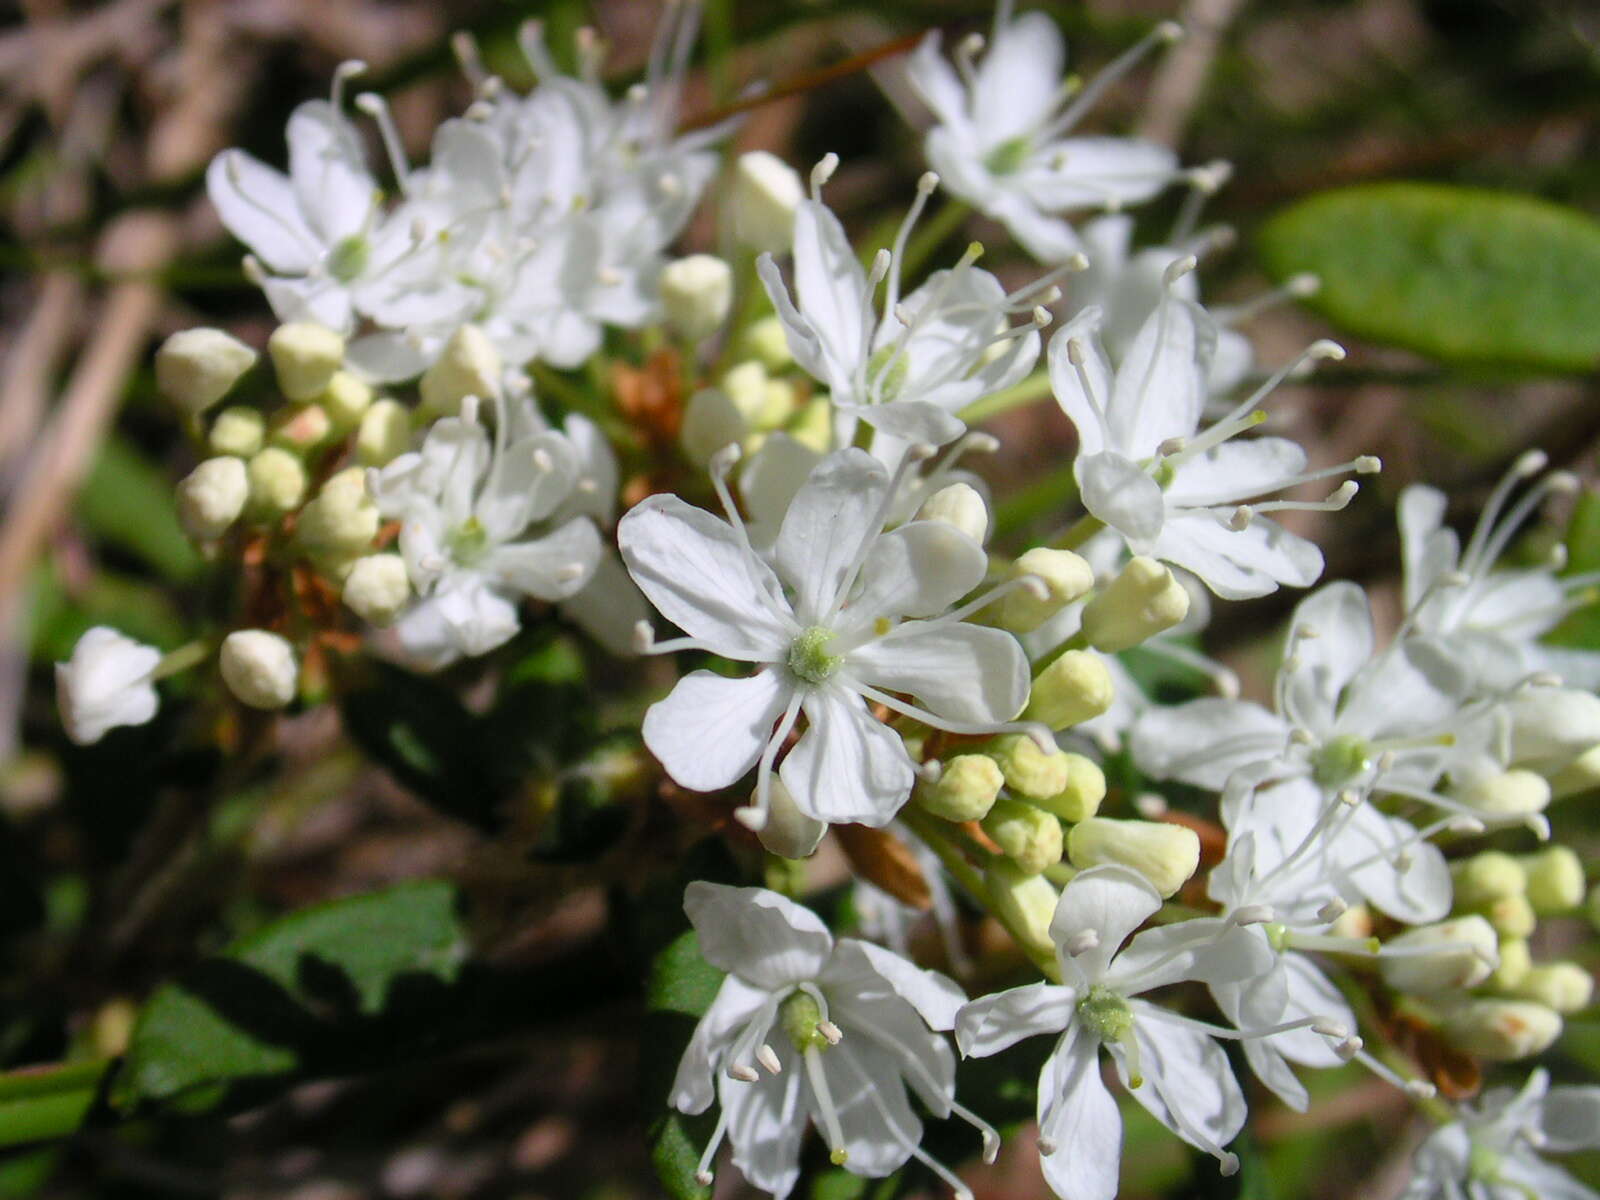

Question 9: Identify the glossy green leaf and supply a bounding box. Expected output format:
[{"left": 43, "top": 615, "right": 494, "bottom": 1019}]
[
  {"left": 1259, "top": 183, "right": 1600, "bottom": 372},
  {"left": 113, "top": 880, "right": 468, "bottom": 1111},
  {"left": 0, "top": 1061, "right": 107, "bottom": 1149}
]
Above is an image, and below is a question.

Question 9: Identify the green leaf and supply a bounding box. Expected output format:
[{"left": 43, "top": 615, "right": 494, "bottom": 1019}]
[
  {"left": 649, "top": 1111, "right": 715, "bottom": 1200},
  {"left": 112, "top": 880, "right": 468, "bottom": 1111},
  {"left": 647, "top": 930, "right": 724, "bottom": 1018},
  {"left": 0, "top": 1061, "right": 106, "bottom": 1150},
  {"left": 644, "top": 928, "right": 726, "bottom": 1199},
  {"left": 77, "top": 437, "right": 200, "bottom": 581},
  {"left": 1258, "top": 183, "right": 1600, "bottom": 373}
]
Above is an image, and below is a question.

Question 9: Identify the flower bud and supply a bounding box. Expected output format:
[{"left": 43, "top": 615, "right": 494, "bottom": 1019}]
[
  {"left": 755, "top": 776, "right": 827, "bottom": 860},
  {"left": 1067, "top": 818, "right": 1199, "bottom": 898},
  {"left": 1379, "top": 916, "right": 1499, "bottom": 993},
  {"left": 267, "top": 322, "right": 344, "bottom": 402},
  {"left": 1488, "top": 937, "right": 1531, "bottom": 990},
  {"left": 1484, "top": 893, "right": 1537, "bottom": 939},
  {"left": 1024, "top": 650, "right": 1114, "bottom": 731},
  {"left": 268, "top": 403, "right": 333, "bottom": 454},
  {"left": 679, "top": 388, "right": 748, "bottom": 467},
  {"left": 1454, "top": 769, "right": 1550, "bottom": 823},
  {"left": 1517, "top": 846, "right": 1585, "bottom": 915},
  {"left": 219, "top": 630, "right": 298, "bottom": 710},
  {"left": 356, "top": 399, "right": 412, "bottom": 466},
  {"left": 1507, "top": 963, "right": 1593, "bottom": 1013},
  {"left": 1550, "top": 742, "right": 1600, "bottom": 798},
  {"left": 908, "top": 488, "right": 989, "bottom": 555},
  {"left": 661, "top": 254, "right": 734, "bottom": 342},
  {"left": 342, "top": 554, "right": 410, "bottom": 627},
  {"left": 318, "top": 370, "right": 373, "bottom": 432},
  {"left": 176, "top": 456, "right": 249, "bottom": 541},
  {"left": 997, "top": 549, "right": 1095, "bottom": 633},
  {"left": 984, "top": 860, "right": 1059, "bottom": 962},
  {"left": 916, "top": 754, "right": 1004, "bottom": 822},
  {"left": 1440, "top": 998, "right": 1561, "bottom": 1061},
  {"left": 1080, "top": 556, "right": 1189, "bottom": 652},
  {"left": 981, "top": 797, "right": 1063, "bottom": 875},
  {"left": 297, "top": 468, "right": 379, "bottom": 558},
  {"left": 156, "top": 328, "right": 256, "bottom": 414},
  {"left": 208, "top": 406, "right": 265, "bottom": 458},
  {"left": 787, "top": 398, "right": 833, "bottom": 454},
  {"left": 1330, "top": 903, "right": 1374, "bottom": 942},
  {"left": 55, "top": 626, "right": 161, "bottom": 746},
  {"left": 984, "top": 734, "right": 1070, "bottom": 800},
  {"left": 743, "top": 315, "right": 793, "bottom": 369},
  {"left": 721, "top": 362, "right": 794, "bottom": 429},
  {"left": 419, "top": 325, "right": 500, "bottom": 415},
  {"left": 246, "top": 448, "right": 307, "bottom": 517},
  {"left": 1506, "top": 687, "right": 1600, "bottom": 771},
  {"left": 1451, "top": 852, "right": 1527, "bottom": 911},
  {"left": 733, "top": 151, "right": 803, "bottom": 254},
  {"left": 1033, "top": 753, "right": 1106, "bottom": 823}
]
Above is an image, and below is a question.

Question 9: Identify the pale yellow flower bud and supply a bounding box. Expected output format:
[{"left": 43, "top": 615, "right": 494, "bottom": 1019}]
[
  {"left": 1067, "top": 817, "right": 1199, "bottom": 898},
  {"left": 1507, "top": 963, "right": 1593, "bottom": 1013},
  {"left": 208, "top": 406, "right": 265, "bottom": 458},
  {"left": 1550, "top": 742, "right": 1600, "bottom": 798},
  {"left": 246, "top": 447, "right": 307, "bottom": 517},
  {"left": 916, "top": 483, "right": 990, "bottom": 544},
  {"left": 318, "top": 370, "right": 374, "bottom": 432},
  {"left": 733, "top": 151, "right": 803, "bottom": 254},
  {"left": 1455, "top": 769, "right": 1550, "bottom": 823},
  {"left": 984, "top": 734, "right": 1069, "bottom": 800},
  {"left": 997, "top": 549, "right": 1095, "bottom": 633},
  {"left": 419, "top": 325, "right": 500, "bottom": 416},
  {"left": 1440, "top": 998, "right": 1561, "bottom": 1061},
  {"left": 743, "top": 315, "right": 793, "bottom": 370},
  {"left": 1488, "top": 937, "right": 1532, "bottom": 991},
  {"left": 269, "top": 403, "right": 333, "bottom": 454},
  {"left": 1517, "top": 846, "right": 1585, "bottom": 915},
  {"left": 342, "top": 554, "right": 410, "bottom": 627},
  {"left": 156, "top": 327, "right": 256, "bottom": 414},
  {"left": 981, "top": 797, "right": 1063, "bottom": 875},
  {"left": 1080, "top": 557, "right": 1189, "bottom": 652},
  {"left": 219, "top": 630, "right": 298, "bottom": 710},
  {"left": 1033, "top": 753, "right": 1105, "bottom": 823},
  {"left": 1380, "top": 916, "right": 1498, "bottom": 993},
  {"left": 268, "top": 322, "right": 344, "bottom": 402},
  {"left": 984, "top": 860, "right": 1059, "bottom": 962},
  {"left": 661, "top": 254, "right": 734, "bottom": 342},
  {"left": 1484, "top": 893, "right": 1537, "bottom": 939},
  {"left": 356, "top": 399, "right": 412, "bottom": 466},
  {"left": 1024, "top": 650, "right": 1114, "bottom": 731},
  {"left": 679, "top": 389, "right": 749, "bottom": 467},
  {"left": 916, "top": 754, "right": 1004, "bottom": 822},
  {"left": 1450, "top": 851, "right": 1526, "bottom": 910},
  {"left": 176, "top": 456, "right": 249, "bottom": 541},
  {"left": 298, "top": 468, "right": 379, "bottom": 558}
]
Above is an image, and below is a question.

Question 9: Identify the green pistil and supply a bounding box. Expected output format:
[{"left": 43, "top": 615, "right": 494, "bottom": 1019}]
[
  {"left": 985, "top": 135, "right": 1032, "bottom": 176},
  {"left": 1312, "top": 734, "right": 1371, "bottom": 789},
  {"left": 780, "top": 990, "right": 830, "bottom": 1053},
  {"left": 867, "top": 344, "right": 910, "bottom": 402},
  {"left": 1076, "top": 984, "right": 1133, "bottom": 1045},
  {"left": 1151, "top": 458, "right": 1176, "bottom": 488},
  {"left": 327, "top": 234, "right": 370, "bottom": 282},
  {"left": 447, "top": 517, "right": 490, "bottom": 566},
  {"left": 788, "top": 627, "right": 842, "bottom": 686}
]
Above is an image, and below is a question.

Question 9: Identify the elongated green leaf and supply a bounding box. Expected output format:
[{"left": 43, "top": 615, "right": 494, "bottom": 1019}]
[
  {"left": 77, "top": 437, "right": 200, "bottom": 580},
  {"left": 0, "top": 1061, "right": 107, "bottom": 1149},
  {"left": 113, "top": 880, "right": 468, "bottom": 1111},
  {"left": 1259, "top": 184, "right": 1600, "bottom": 373}
]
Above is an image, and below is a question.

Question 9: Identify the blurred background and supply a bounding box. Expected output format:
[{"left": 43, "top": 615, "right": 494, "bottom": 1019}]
[{"left": 2, "top": 0, "right": 1600, "bottom": 1196}]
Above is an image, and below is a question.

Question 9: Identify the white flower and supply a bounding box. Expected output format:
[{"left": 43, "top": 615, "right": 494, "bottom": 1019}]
[
  {"left": 207, "top": 67, "right": 405, "bottom": 335},
  {"left": 370, "top": 395, "right": 602, "bottom": 669},
  {"left": 56, "top": 627, "right": 162, "bottom": 746},
  {"left": 758, "top": 161, "right": 1050, "bottom": 450},
  {"left": 219, "top": 630, "right": 298, "bottom": 710},
  {"left": 620, "top": 446, "right": 1038, "bottom": 828},
  {"left": 955, "top": 865, "right": 1277, "bottom": 1200},
  {"left": 1400, "top": 453, "right": 1600, "bottom": 691},
  {"left": 673, "top": 882, "right": 995, "bottom": 1199},
  {"left": 1403, "top": 1069, "right": 1600, "bottom": 1200},
  {"left": 905, "top": 7, "right": 1184, "bottom": 262},
  {"left": 1132, "top": 582, "right": 1482, "bottom": 922},
  {"left": 1050, "top": 290, "right": 1367, "bottom": 599}
]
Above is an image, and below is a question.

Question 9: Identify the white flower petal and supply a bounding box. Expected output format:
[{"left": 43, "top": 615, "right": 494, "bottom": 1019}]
[
  {"left": 1105, "top": 294, "right": 1212, "bottom": 458},
  {"left": 723, "top": 1066, "right": 806, "bottom": 1198},
  {"left": 1152, "top": 511, "right": 1324, "bottom": 601},
  {"left": 1130, "top": 698, "right": 1288, "bottom": 791},
  {"left": 1283, "top": 581, "right": 1374, "bottom": 722},
  {"left": 824, "top": 938, "right": 967, "bottom": 1032},
  {"left": 1076, "top": 451, "right": 1165, "bottom": 547},
  {"left": 848, "top": 621, "right": 1028, "bottom": 725},
  {"left": 558, "top": 552, "right": 651, "bottom": 657},
  {"left": 1109, "top": 920, "right": 1274, "bottom": 994},
  {"left": 1019, "top": 137, "right": 1180, "bottom": 212},
  {"left": 1540, "top": 1086, "right": 1600, "bottom": 1152},
  {"left": 972, "top": 12, "right": 1065, "bottom": 143},
  {"left": 1050, "top": 865, "right": 1163, "bottom": 985},
  {"left": 781, "top": 687, "right": 915, "bottom": 827},
  {"left": 845, "top": 521, "right": 987, "bottom": 622},
  {"left": 482, "top": 517, "right": 601, "bottom": 601},
  {"left": 286, "top": 100, "right": 374, "bottom": 245},
  {"left": 792, "top": 200, "right": 871, "bottom": 388},
  {"left": 476, "top": 431, "right": 578, "bottom": 538},
  {"left": 671, "top": 976, "right": 774, "bottom": 1115},
  {"left": 684, "top": 881, "right": 834, "bottom": 990},
  {"left": 432, "top": 577, "right": 521, "bottom": 658},
  {"left": 1048, "top": 311, "right": 1113, "bottom": 457},
  {"left": 814, "top": 1039, "right": 922, "bottom": 1178},
  {"left": 1038, "top": 1027, "right": 1122, "bottom": 1200},
  {"left": 1125, "top": 1005, "right": 1247, "bottom": 1151},
  {"left": 206, "top": 150, "right": 320, "bottom": 275},
  {"left": 955, "top": 982, "right": 1076, "bottom": 1058},
  {"left": 774, "top": 449, "right": 890, "bottom": 626},
  {"left": 619, "top": 494, "right": 793, "bottom": 660},
  {"left": 644, "top": 669, "right": 792, "bottom": 794}
]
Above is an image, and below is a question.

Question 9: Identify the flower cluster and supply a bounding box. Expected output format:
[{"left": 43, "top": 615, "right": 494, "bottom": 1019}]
[{"left": 54, "top": 4, "right": 1599, "bottom": 1200}]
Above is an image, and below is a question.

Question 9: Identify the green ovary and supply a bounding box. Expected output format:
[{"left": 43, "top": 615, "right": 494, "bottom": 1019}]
[
  {"left": 1077, "top": 984, "right": 1134, "bottom": 1044},
  {"left": 447, "top": 517, "right": 490, "bottom": 566},
  {"left": 788, "top": 627, "right": 842, "bottom": 685},
  {"left": 1312, "top": 734, "right": 1370, "bottom": 789},
  {"left": 985, "top": 136, "right": 1033, "bottom": 176},
  {"left": 779, "top": 990, "right": 830, "bottom": 1053},
  {"left": 327, "top": 234, "right": 371, "bottom": 282}
]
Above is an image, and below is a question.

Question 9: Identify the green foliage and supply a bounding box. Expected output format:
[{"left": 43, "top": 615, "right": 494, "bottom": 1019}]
[
  {"left": 77, "top": 437, "right": 200, "bottom": 581},
  {"left": 112, "top": 880, "right": 468, "bottom": 1112},
  {"left": 1259, "top": 183, "right": 1600, "bottom": 373},
  {"left": 0, "top": 1062, "right": 106, "bottom": 1151}
]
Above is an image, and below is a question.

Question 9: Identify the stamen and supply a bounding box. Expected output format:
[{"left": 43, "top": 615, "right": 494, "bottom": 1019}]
[
  {"left": 1044, "top": 21, "right": 1184, "bottom": 140},
  {"left": 451, "top": 32, "right": 486, "bottom": 86},
  {"left": 810, "top": 153, "right": 840, "bottom": 200},
  {"left": 854, "top": 682, "right": 1055, "bottom": 754},
  {"left": 1065, "top": 929, "right": 1100, "bottom": 956},
  {"left": 953, "top": 33, "right": 986, "bottom": 92},
  {"left": 803, "top": 1046, "right": 850, "bottom": 1165},
  {"left": 693, "top": 1105, "right": 730, "bottom": 1187},
  {"left": 883, "top": 171, "right": 941, "bottom": 321},
  {"left": 354, "top": 93, "right": 412, "bottom": 194},
  {"left": 331, "top": 60, "right": 366, "bottom": 111},
  {"left": 756, "top": 1044, "right": 782, "bottom": 1075},
  {"left": 516, "top": 21, "right": 561, "bottom": 82}
]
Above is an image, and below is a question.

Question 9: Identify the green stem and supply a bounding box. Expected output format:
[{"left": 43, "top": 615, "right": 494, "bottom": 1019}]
[
  {"left": 898, "top": 200, "right": 972, "bottom": 281},
  {"left": 0, "top": 1060, "right": 108, "bottom": 1148},
  {"left": 1054, "top": 513, "right": 1104, "bottom": 551},
  {"left": 151, "top": 639, "right": 210, "bottom": 681},
  {"left": 959, "top": 368, "right": 1052, "bottom": 424}
]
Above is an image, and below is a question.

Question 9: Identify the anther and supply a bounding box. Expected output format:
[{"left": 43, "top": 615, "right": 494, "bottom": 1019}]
[
  {"left": 1065, "top": 929, "right": 1100, "bottom": 957},
  {"left": 733, "top": 805, "right": 769, "bottom": 832},
  {"left": 756, "top": 1044, "right": 782, "bottom": 1075},
  {"left": 727, "top": 1063, "right": 758, "bottom": 1082},
  {"left": 1287, "top": 273, "right": 1321, "bottom": 298},
  {"left": 1162, "top": 255, "right": 1198, "bottom": 286},
  {"left": 811, "top": 153, "right": 840, "bottom": 193},
  {"left": 817, "top": 1020, "right": 843, "bottom": 1045},
  {"left": 1228, "top": 506, "right": 1253, "bottom": 531},
  {"left": 631, "top": 621, "right": 656, "bottom": 654},
  {"left": 1232, "top": 904, "right": 1275, "bottom": 926},
  {"left": 1317, "top": 898, "right": 1348, "bottom": 923}
]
